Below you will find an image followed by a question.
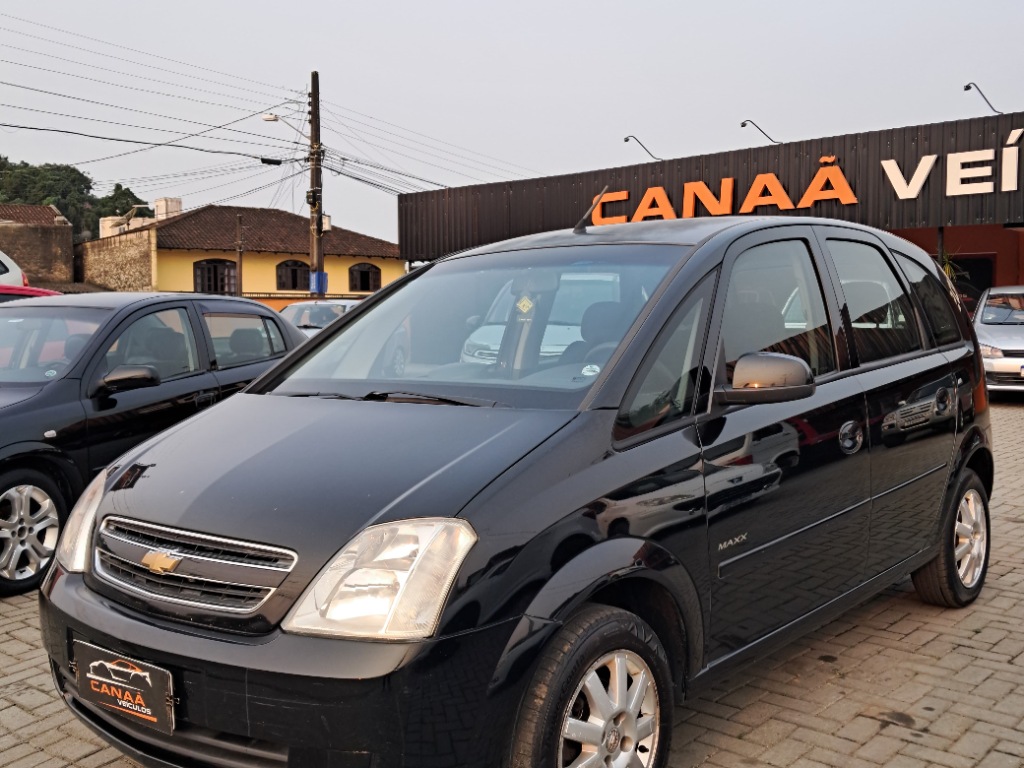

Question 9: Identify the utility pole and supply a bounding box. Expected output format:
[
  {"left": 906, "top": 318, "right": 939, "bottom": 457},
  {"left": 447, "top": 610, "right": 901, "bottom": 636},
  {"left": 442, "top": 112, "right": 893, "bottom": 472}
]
[
  {"left": 307, "top": 71, "right": 325, "bottom": 298},
  {"left": 235, "top": 213, "right": 244, "bottom": 297}
]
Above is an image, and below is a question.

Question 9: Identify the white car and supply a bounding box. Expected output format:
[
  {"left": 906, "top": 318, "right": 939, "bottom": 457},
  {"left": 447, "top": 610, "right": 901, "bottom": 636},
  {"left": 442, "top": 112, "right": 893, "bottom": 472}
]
[
  {"left": 280, "top": 299, "right": 362, "bottom": 338},
  {"left": 0, "top": 249, "right": 27, "bottom": 287}
]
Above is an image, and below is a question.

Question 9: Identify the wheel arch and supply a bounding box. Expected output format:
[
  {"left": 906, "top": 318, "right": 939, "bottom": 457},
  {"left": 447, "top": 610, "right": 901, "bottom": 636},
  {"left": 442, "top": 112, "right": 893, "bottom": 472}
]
[
  {"left": 492, "top": 538, "right": 705, "bottom": 702},
  {"left": 0, "top": 444, "right": 85, "bottom": 509}
]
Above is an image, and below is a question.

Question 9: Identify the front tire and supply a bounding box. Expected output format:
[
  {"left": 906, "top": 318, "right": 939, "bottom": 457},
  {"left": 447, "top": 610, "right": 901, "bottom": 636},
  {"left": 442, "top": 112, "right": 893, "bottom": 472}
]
[
  {"left": 912, "top": 468, "right": 990, "bottom": 607},
  {"left": 0, "top": 469, "right": 67, "bottom": 597},
  {"left": 511, "top": 605, "right": 673, "bottom": 768}
]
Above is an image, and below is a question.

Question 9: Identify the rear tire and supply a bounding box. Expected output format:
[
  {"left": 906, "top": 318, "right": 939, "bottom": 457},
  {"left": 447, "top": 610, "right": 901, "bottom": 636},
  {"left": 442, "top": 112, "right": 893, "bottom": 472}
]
[
  {"left": 511, "top": 604, "right": 673, "bottom": 768},
  {"left": 912, "top": 469, "right": 990, "bottom": 607},
  {"left": 0, "top": 469, "right": 67, "bottom": 597}
]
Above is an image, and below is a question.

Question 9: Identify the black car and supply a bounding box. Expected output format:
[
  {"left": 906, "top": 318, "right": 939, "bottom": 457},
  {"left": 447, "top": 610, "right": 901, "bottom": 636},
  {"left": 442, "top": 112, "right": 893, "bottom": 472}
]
[
  {"left": 41, "top": 218, "right": 992, "bottom": 768},
  {"left": 0, "top": 292, "right": 304, "bottom": 595}
]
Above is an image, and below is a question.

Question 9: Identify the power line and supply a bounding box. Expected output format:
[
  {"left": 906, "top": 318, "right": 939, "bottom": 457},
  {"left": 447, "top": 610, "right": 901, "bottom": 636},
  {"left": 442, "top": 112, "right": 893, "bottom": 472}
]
[
  {"left": 0, "top": 24, "right": 296, "bottom": 103},
  {"left": 187, "top": 170, "right": 307, "bottom": 210},
  {"left": 1, "top": 42, "right": 274, "bottom": 108},
  {"left": 71, "top": 101, "right": 298, "bottom": 165},
  {"left": 0, "top": 12, "right": 298, "bottom": 95},
  {"left": 320, "top": 108, "right": 530, "bottom": 179},
  {"left": 0, "top": 123, "right": 294, "bottom": 164},
  {"left": 0, "top": 58, "right": 260, "bottom": 112},
  {"left": 0, "top": 81, "right": 301, "bottom": 148},
  {"left": 322, "top": 98, "right": 539, "bottom": 175},
  {"left": 0, "top": 103, "right": 298, "bottom": 150}
]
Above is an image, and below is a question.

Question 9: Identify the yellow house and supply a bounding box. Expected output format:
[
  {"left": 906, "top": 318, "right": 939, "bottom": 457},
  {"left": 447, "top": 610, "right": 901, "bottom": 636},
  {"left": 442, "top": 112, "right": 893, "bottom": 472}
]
[{"left": 80, "top": 205, "right": 404, "bottom": 309}]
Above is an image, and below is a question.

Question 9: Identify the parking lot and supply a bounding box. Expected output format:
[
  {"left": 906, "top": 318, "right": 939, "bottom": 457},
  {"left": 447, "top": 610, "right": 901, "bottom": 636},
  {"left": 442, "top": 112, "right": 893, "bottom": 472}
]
[{"left": 1, "top": 402, "right": 1022, "bottom": 768}]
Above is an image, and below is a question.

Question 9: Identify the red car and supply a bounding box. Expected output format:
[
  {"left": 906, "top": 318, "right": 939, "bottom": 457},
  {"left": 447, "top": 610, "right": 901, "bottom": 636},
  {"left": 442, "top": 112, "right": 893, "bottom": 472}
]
[{"left": 0, "top": 285, "right": 62, "bottom": 303}]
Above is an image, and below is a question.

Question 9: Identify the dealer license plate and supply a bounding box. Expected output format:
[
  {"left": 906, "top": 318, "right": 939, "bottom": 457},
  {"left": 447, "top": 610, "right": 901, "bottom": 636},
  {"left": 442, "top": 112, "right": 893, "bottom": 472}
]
[{"left": 74, "top": 641, "right": 175, "bottom": 735}]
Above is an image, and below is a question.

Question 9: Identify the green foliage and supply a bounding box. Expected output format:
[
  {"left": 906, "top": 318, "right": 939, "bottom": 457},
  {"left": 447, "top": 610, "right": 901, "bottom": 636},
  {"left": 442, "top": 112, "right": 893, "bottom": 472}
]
[{"left": 0, "top": 156, "right": 149, "bottom": 238}]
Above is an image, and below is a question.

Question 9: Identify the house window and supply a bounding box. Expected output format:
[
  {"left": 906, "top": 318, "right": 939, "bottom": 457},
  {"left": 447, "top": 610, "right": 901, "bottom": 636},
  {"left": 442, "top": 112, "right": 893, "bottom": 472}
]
[
  {"left": 194, "top": 259, "right": 237, "bottom": 295},
  {"left": 349, "top": 263, "right": 381, "bottom": 292},
  {"left": 277, "top": 260, "right": 310, "bottom": 291}
]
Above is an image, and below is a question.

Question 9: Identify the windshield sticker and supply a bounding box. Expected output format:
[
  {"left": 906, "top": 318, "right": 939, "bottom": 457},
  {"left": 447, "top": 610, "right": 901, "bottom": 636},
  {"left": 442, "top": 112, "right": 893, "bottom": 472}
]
[
  {"left": 516, "top": 296, "right": 534, "bottom": 314},
  {"left": 44, "top": 369, "right": 57, "bottom": 378},
  {"left": 582, "top": 365, "right": 601, "bottom": 376}
]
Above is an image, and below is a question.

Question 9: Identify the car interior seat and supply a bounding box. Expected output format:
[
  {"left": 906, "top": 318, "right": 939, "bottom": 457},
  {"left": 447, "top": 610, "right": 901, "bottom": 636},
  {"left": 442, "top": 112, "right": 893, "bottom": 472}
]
[
  {"left": 226, "top": 327, "right": 268, "bottom": 365},
  {"left": 559, "top": 302, "right": 628, "bottom": 365},
  {"left": 62, "top": 333, "right": 91, "bottom": 362}
]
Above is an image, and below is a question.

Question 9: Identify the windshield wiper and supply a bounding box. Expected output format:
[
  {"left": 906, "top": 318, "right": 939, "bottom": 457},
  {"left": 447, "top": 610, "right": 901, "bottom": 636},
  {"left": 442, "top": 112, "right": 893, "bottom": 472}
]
[
  {"left": 363, "top": 390, "right": 497, "bottom": 407},
  {"left": 274, "top": 391, "right": 360, "bottom": 400}
]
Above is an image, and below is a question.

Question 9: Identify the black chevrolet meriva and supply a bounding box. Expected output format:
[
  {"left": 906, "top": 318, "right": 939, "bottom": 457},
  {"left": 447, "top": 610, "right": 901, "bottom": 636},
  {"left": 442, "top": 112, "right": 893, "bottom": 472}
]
[{"left": 40, "top": 217, "right": 993, "bottom": 768}]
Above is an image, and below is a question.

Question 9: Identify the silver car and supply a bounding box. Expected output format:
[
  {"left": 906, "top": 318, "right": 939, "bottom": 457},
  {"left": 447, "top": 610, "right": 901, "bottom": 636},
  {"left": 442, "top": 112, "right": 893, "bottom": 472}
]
[{"left": 974, "top": 286, "right": 1024, "bottom": 391}]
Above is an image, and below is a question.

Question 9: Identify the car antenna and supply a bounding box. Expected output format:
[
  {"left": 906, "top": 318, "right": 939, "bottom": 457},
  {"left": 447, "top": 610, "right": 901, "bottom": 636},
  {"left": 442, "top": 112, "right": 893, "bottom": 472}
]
[{"left": 573, "top": 185, "right": 610, "bottom": 235}]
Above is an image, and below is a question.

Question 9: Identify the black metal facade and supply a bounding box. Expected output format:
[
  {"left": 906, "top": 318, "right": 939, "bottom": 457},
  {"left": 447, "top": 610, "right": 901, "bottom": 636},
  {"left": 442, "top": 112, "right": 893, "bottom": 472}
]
[{"left": 399, "top": 112, "right": 1024, "bottom": 261}]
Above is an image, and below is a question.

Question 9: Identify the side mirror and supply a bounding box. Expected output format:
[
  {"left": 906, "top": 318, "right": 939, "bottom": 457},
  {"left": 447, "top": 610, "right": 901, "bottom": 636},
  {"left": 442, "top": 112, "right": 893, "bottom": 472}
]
[
  {"left": 715, "top": 352, "right": 815, "bottom": 405},
  {"left": 96, "top": 365, "right": 161, "bottom": 396}
]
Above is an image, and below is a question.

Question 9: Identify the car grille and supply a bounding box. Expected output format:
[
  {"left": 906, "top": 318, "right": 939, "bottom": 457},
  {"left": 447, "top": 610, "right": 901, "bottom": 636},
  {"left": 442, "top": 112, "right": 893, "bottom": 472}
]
[
  {"left": 896, "top": 401, "right": 932, "bottom": 428},
  {"left": 987, "top": 372, "right": 1024, "bottom": 386},
  {"left": 94, "top": 517, "right": 297, "bottom": 615}
]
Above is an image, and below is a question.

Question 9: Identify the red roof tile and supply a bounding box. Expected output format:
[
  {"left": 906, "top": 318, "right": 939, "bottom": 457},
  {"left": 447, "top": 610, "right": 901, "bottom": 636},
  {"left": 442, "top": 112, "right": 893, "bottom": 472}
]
[
  {"left": 0, "top": 204, "right": 66, "bottom": 226},
  {"left": 148, "top": 205, "right": 399, "bottom": 259}
]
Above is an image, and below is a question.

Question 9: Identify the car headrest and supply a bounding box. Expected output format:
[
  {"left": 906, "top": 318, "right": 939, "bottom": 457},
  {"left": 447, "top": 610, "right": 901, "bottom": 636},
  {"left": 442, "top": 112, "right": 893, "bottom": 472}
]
[
  {"left": 844, "top": 281, "right": 891, "bottom": 325},
  {"left": 63, "top": 333, "right": 91, "bottom": 360},
  {"left": 229, "top": 327, "right": 266, "bottom": 355},
  {"left": 581, "top": 302, "right": 626, "bottom": 344}
]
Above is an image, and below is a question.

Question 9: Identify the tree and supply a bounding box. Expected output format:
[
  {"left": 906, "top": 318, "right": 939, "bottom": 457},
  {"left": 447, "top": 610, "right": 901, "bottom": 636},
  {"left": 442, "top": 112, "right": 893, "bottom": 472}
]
[{"left": 0, "top": 156, "right": 150, "bottom": 239}]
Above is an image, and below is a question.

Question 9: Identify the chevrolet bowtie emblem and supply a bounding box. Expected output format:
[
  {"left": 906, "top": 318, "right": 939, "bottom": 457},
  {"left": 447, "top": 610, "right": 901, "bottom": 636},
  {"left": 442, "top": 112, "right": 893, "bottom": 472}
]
[{"left": 141, "top": 550, "right": 182, "bottom": 575}]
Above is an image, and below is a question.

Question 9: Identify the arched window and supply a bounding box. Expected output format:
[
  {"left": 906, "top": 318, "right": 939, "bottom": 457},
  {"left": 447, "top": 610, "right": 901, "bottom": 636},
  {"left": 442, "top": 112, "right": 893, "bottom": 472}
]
[
  {"left": 194, "top": 259, "right": 237, "bottom": 295},
  {"left": 276, "top": 259, "right": 310, "bottom": 291},
  {"left": 349, "top": 262, "right": 381, "bottom": 292}
]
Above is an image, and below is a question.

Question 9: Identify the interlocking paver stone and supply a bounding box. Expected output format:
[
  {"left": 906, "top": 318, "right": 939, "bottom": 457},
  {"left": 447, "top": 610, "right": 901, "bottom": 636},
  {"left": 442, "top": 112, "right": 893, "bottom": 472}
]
[{"left": 3, "top": 401, "right": 1024, "bottom": 767}]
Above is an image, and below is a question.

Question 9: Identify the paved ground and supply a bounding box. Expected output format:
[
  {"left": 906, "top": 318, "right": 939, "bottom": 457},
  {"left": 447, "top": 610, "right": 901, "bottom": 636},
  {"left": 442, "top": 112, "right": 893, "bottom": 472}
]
[{"left": 2, "top": 402, "right": 1024, "bottom": 768}]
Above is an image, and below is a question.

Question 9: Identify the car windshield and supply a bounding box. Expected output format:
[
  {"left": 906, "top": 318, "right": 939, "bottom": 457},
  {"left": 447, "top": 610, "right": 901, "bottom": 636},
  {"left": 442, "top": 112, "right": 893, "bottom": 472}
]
[
  {"left": 0, "top": 306, "right": 111, "bottom": 383},
  {"left": 266, "top": 245, "right": 682, "bottom": 409},
  {"left": 980, "top": 293, "right": 1024, "bottom": 324}
]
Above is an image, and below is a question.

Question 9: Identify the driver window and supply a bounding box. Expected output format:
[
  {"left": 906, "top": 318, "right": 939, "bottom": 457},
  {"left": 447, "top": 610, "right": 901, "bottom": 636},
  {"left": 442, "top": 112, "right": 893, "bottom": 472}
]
[
  {"left": 615, "top": 273, "right": 715, "bottom": 440},
  {"left": 99, "top": 308, "right": 199, "bottom": 381},
  {"left": 720, "top": 240, "right": 835, "bottom": 383}
]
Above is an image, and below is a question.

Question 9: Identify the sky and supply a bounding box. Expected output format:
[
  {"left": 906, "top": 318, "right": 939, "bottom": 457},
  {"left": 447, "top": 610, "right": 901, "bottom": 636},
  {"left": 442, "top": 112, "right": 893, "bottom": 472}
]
[{"left": 1, "top": 0, "right": 1020, "bottom": 244}]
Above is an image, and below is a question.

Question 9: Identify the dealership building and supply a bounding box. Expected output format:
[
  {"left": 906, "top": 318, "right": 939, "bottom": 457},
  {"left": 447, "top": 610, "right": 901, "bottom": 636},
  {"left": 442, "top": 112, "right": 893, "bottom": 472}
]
[{"left": 399, "top": 111, "right": 1024, "bottom": 296}]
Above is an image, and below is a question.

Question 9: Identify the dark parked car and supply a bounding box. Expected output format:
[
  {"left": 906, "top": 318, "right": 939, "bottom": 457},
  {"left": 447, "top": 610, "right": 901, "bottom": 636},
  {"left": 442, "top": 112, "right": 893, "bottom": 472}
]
[
  {"left": 0, "top": 292, "right": 304, "bottom": 595},
  {"left": 41, "top": 218, "right": 992, "bottom": 768}
]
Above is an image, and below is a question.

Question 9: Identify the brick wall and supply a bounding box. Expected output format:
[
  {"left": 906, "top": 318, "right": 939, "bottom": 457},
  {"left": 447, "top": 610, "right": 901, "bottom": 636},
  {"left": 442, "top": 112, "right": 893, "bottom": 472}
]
[
  {"left": 80, "top": 229, "right": 154, "bottom": 291},
  {"left": 0, "top": 222, "right": 74, "bottom": 282}
]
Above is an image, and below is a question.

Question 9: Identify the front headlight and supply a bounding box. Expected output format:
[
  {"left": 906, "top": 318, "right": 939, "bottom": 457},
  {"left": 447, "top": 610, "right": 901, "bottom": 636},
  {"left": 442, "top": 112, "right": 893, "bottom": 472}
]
[
  {"left": 55, "top": 471, "right": 107, "bottom": 573},
  {"left": 979, "top": 344, "right": 1003, "bottom": 358},
  {"left": 282, "top": 518, "right": 477, "bottom": 640}
]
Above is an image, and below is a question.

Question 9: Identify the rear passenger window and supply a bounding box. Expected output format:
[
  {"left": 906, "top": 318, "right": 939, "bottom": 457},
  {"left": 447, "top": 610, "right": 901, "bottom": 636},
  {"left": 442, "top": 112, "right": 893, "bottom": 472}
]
[
  {"left": 265, "top": 319, "right": 287, "bottom": 354},
  {"left": 827, "top": 240, "right": 922, "bottom": 364},
  {"left": 203, "top": 314, "right": 281, "bottom": 369},
  {"left": 720, "top": 240, "right": 835, "bottom": 379},
  {"left": 893, "top": 253, "right": 961, "bottom": 346}
]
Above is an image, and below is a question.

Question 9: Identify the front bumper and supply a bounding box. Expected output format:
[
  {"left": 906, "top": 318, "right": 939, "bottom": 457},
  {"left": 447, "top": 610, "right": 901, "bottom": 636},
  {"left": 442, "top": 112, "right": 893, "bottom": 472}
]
[
  {"left": 40, "top": 566, "right": 537, "bottom": 768},
  {"left": 983, "top": 356, "right": 1024, "bottom": 390}
]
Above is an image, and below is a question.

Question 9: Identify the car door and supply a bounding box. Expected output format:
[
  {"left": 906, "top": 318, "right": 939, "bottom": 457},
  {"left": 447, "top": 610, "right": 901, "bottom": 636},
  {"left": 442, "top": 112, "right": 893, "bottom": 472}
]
[
  {"left": 194, "top": 300, "right": 292, "bottom": 398},
  {"left": 696, "top": 226, "right": 871, "bottom": 661},
  {"left": 815, "top": 227, "right": 957, "bottom": 574},
  {"left": 82, "top": 303, "right": 220, "bottom": 474}
]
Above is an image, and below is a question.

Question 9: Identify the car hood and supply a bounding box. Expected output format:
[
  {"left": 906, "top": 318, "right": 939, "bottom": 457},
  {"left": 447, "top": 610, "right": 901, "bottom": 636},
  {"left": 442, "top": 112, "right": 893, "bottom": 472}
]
[
  {"left": 0, "top": 384, "right": 43, "bottom": 411},
  {"left": 975, "top": 323, "right": 1024, "bottom": 350},
  {"left": 98, "top": 393, "right": 576, "bottom": 576}
]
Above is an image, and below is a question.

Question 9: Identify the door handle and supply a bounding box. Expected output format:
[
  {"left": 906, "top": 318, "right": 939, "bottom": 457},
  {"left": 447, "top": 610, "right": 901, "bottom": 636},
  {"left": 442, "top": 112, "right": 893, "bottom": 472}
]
[
  {"left": 195, "top": 391, "right": 218, "bottom": 407},
  {"left": 838, "top": 420, "right": 863, "bottom": 455}
]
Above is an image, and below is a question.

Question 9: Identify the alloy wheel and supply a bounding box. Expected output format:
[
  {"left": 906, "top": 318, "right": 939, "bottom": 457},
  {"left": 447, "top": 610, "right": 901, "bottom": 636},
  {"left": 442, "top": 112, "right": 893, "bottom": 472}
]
[
  {"left": 954, "top": 488, "right": 987, "bottom": 589},
  {"left": 0, "top": 484, "right": 60, "bottom": 582},
  {"left": 558, "top": 650, "right": 660, "bottom": 768}
]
